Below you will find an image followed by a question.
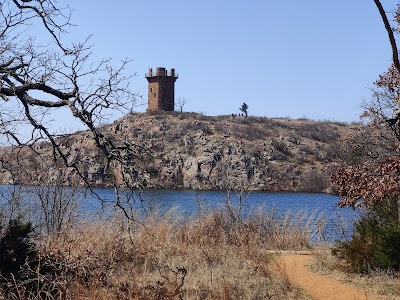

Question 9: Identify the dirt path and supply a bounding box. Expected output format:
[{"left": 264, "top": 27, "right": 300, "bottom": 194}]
[{"left": 275, "top": 254, "right": 380, "bottom": 300}]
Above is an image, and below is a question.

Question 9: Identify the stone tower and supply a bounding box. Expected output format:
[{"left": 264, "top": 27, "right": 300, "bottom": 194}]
[{"left": 145, "top": 67, "right": 178, "bottom": 112}]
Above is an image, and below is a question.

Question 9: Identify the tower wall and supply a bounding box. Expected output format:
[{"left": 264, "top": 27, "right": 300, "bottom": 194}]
[{"left": 145, "top": 67, "right": 178, "bottom": 112}]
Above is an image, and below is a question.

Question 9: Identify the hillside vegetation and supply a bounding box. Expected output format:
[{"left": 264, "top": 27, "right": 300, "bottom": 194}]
[{"left": 0, "top": 112, "right": 360, "bottom": 192}]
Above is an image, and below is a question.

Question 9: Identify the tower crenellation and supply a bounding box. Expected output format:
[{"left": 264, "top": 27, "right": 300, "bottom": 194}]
[{"left": 146, "top": 67, "right": 178, "bottom": 112}]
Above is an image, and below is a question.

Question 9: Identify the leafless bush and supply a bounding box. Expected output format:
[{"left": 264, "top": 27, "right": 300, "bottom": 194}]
[
  {"left": 0, "top": 185, "right": 27, "bottom": 226},
  {"left": 32, "top": 185, "right": 80, "bottom": 235},
  {"left": 213, "top": 122, "right": 227, "bottom": 133},
  {"left": 324, "top": 141, "right": 346, "bottom": 161},
  {"left": 298, "top": 169, "right": 329, "bottom": 192},
  {"left": 299, "top": 144, "right": 316, "bottom": 156},
  {"left": 271, "top": 138, "right": 289, "bottom": 154},
  {"left": 237, "top": 125, "right": 266, "bottom": 140},
  {"left": 263, "top": 118, "right": 291, "bottom": 129},
  {"left": 199, "top": 124, "right": 214, "bottom": 135},
  {"left": 298, "top": 123, "right": 340, "bottom": 143},
  {"left": 271, "top": 138, "right": 292, "bottom": 160}
]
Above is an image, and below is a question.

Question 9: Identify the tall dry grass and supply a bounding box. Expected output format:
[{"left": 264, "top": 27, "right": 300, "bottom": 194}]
[
  {"left": 310, "top": 251, "right": 400, "bottom": 300},
  {"left": 0, "top": 207, "right": 322, "bottom": 299}
]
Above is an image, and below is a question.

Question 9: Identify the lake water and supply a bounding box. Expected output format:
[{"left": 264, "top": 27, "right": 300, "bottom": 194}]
[
  {"left": 82, "top": 188, "right": 360, "bottom": 241},
  {"left": 1, "top": 186, "right": 360, "bottom": 242}
]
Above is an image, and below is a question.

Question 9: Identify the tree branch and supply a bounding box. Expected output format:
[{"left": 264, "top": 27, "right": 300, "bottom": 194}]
[{"left": 373, "top": 0, "right": 400, "bottom": 75}]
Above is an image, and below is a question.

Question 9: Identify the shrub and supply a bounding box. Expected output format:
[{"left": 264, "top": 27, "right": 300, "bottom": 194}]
[
  {"left": 298, "top": 123, "right": 340, "bottom": 143},
  {"left": 145, "top": 164, "right": 160, "bottom": 177},
  {"left": 0, "top": 217, "right": 37, "bottom": 279},
  {"left": 299, "top": 170, "right": 329, "bottom": 192},
  {"left": 324, "top": 141, "right": 346, "bottom": 161},
  {"left": 271, "top": 138, "right": 292, "bottom": 159},
  {"left": 299, "top": 144, "right": 315, "bottom": 156},
  {"left": 238, "top": 125, "right": 266, "bottom": 140},
  {"left": 200, "top": 124, "right": 213, "bottom": 135},
  {"left": 333, "top": 197, "right": 400, "bottom": 273}
]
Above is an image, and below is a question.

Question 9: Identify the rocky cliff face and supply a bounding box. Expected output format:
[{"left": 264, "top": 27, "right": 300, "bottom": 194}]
[{"left": 0, "top": 112, "right": 360, "bottom": 192}]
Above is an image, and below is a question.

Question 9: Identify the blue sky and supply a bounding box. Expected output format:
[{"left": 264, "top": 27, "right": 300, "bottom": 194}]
[{"left": 64, "top": 1, "right": 397, "bottom": 123}]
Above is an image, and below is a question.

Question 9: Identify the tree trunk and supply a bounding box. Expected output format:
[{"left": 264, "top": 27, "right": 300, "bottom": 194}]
[{"left": 398, "top": 195, "right": 400, "bottom": 225}]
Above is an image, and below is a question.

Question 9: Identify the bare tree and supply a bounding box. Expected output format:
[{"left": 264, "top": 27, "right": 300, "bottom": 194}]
[
  {"left": 239, "top": 102, "right": 248, "bottom": 117},
  {"left": 331, "top": 1, "right": 400, "bottom": 218},
  {"left": 0, "top": 0, "right": 145, "bottom": 193},
  {"left": 176, "top": 97, "right": 187, "bottom": 113},
  {"left": 361, "top": 1, "right": 400, "bottom": 150}
]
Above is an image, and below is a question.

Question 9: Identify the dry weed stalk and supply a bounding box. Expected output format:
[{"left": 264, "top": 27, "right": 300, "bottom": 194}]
[{"left": 0, "top": 207, "right": 320, "bottom": 299}]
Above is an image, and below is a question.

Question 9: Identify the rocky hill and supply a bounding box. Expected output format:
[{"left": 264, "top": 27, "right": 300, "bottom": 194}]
[{"left": 0, "top": 112, "right": 361, "bottom": 192}]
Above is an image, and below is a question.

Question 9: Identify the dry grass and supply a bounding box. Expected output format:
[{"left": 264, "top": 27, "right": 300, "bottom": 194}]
[
  {"left": 310, "top": 251, "right": 400, "bottom": 300},
  {"left": 0, "top": 207, "right": 321, "bottom": 299}
]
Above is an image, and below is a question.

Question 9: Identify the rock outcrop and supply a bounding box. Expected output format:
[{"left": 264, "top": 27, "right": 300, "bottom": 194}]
[{"left": 0, "top": 112, "right": 360, "bottom": 192}]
